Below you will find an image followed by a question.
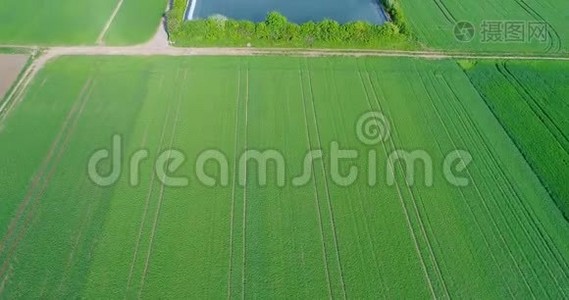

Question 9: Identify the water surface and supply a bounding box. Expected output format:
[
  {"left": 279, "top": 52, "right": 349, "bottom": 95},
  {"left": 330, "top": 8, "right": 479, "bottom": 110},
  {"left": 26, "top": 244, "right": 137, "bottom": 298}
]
[{"left": 187, "top": 0, "right": 388, "bottom": 24}]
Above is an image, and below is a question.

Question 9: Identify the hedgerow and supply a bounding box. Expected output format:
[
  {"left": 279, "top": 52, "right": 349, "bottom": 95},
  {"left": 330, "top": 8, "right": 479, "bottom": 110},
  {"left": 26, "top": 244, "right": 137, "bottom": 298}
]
[{"left": 166, "top": 0, "right": 415, "bottom": 48}]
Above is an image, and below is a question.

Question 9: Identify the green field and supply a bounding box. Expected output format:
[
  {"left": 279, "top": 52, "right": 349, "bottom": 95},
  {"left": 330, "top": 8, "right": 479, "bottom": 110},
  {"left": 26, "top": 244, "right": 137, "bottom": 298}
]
[
  {"left": 400, "top": 0, "right": 569, "bottom": 54},
  {"left": 103, "top": 0, "right": 167, "bottom": 45},
  {"left": 0, "top": 0, "right": 163, "bottom": 45},
  {"left": 1, "top": 56, "right": 568, "bottom": 298},
  {"left": 464, "top": 60, "right": 569, "bottom": 220}
]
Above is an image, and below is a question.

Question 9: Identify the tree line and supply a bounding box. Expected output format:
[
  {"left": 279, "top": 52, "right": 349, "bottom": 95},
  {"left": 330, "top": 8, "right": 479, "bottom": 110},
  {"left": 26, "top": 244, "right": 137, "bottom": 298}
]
[{"left": 167, "top": 0, "right": 414, "bottom": 48}]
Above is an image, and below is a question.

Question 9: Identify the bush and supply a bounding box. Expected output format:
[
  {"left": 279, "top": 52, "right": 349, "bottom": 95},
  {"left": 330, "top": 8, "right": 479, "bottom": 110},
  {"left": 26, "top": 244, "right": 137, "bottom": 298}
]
[{"left": 168, "top": 9, "right": 413, "bottom": 48}]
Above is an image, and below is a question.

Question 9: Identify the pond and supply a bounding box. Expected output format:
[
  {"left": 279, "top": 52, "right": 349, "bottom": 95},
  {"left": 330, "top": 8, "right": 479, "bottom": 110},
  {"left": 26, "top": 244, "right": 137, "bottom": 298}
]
[{"left": 185, "top": 0, "right": 389, "bottom": 25}]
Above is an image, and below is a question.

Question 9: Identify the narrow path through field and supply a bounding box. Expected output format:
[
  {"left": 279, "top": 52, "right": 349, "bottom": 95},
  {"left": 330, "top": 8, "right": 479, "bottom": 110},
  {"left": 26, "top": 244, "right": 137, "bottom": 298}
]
[{"left": 96, "top": 0, "right": 126, "bottom": 45}]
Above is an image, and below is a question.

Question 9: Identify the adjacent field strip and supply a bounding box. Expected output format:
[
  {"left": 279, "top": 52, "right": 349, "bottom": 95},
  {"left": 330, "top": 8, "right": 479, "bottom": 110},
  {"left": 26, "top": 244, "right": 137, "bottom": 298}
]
[
  {"left": 0, "top": 45, "right": 567, "bottom": 119},
  {"left": 96, "top": 0, "right": 126, "bottom": 45}
]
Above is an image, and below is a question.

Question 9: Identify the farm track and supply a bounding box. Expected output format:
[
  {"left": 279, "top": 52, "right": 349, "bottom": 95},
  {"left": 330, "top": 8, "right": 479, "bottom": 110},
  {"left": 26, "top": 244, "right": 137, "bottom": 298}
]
[
  {"left": 96, "top": 0, "right": 126, "bottom": 45},
  {"left": 1, "top": 38, "right": 569, "bottom": 125}
]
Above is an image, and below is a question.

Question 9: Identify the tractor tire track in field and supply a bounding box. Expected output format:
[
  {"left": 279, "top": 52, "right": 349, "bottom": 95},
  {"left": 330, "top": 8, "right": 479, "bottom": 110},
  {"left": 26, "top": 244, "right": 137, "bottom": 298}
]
[
  {"left": 511, "top": 0, "right": 561, "bottom": 53},
  {"left": 439, "top": 75, "right": 569, "bottom": 295},
  {"left": 304, "top": 59, "right": 347, "bottom": 299},
  {"left": 126, "top": 91, "right": 173, "bottom": 294},
  {"left": 411, "top": 67, "right": 517, "bottom": 297},
  {"left": 0, "top": 79, "right": 95, "bottom": 282},
  {"left": 423, "top": 73, "right": 541, "bottom": 295},
  {"left": 138, "top": 70, "right": 186, "bottom": 297},
  {"left": 364, "top": 68, "right": 452, "bottom": 299},
  {"left": 55, "top": 179, "right": 100, "bottom": 297},
  {"left": 499, "top": 62, "right": 569, "bottom": 152},
  {"left": 419, "top": 72, "right": 536, "bottom": 295},
  {"left": 495, "top": 62, "right": 569, "bottom": 220},
  {"left": 96, "top": 0, "right": 126, "bottom": 46},
  {"left": 420, "top": 73, "right": 541, "bottom": 296},
  {"left": 298, "top": 65, "right": 333, "bottom": 298},
  {"left": 0, "top": 52, "right": 49, "bottom": 126},
  {"left": 328, "top": 59, "right": 385, "bottom": 295},
  {"left": 434, "top": 75, "right": 554, "bottom": 296},
  {"left": 241, "top": 65, "right": 250, "bottom": 300},
  {"left": 227, "top": 64, "right": 242, "bottom": 299},
  {"left": 0, "top": 78, "right": 93, "bottom": 254},
  {"left": 355, "top": 67, "right": 442, "bottom": 299},
  {"left": 356, "top": 66, "right": 436, "bottom": 296},
  {"left": 431, "top": 0, "right": 456, "bottom": 24}
]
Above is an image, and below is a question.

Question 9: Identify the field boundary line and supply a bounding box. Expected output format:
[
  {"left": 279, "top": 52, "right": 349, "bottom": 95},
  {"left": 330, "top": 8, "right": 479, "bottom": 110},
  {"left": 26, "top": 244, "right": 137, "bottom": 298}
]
[
  {"left": 227, "top": 64, "right": 242, "bottom": 299},
  {"left": 96, "top": 0, "right": 126, "bottom": 45},
  {"left": 462, "top": 70, "right": 569, "bottom": 277},
  {"left": 304, "top": 60, "right": 347, "bottom": 299},
  {"left": 499, "top": 62, "right": 569, "bottom": 152},
  {"left": 0, "top": 52, "right": 40, "bottom": 124},
  {"left": 439, "top": 74, "right": 569, "bottom": 295},
  {"left": 138, "top": 70, "right": 186, "bottom": 297},
  {"left": 415, "top": 74, "right": 516, "bottom": 297},
  {"left": 438, "top": 75, "right": 552, "bottom": 296},
  {"left": 420, "top": 73, "right": 538, "bottom": 297},
  {"left": 298, "top": 65, "right": 333, "bottom": 298}
]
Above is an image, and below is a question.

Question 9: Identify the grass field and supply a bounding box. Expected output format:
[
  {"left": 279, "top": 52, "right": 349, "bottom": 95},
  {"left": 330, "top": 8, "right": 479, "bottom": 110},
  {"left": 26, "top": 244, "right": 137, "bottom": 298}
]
[
  {"left": 464, "top": 60, "right": 569, "bottom": 220},
  {"left": 0, "top": 0, "right": 163, "bottom": 45},
  {"left": 102, "top": 0, "right": 167, "bottom": 45},
  {"left": 1, "top": 56, "right": 568, "bottom": 298},
  {"left": 400, "top": 0, "right": 569, "bottom": 54}
]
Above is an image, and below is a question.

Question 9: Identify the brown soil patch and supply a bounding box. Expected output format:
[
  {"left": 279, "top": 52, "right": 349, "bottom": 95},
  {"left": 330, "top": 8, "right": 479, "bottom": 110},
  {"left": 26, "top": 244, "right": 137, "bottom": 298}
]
[{"left": 0, "top": 54, "right": 28, "bottom": 100}]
